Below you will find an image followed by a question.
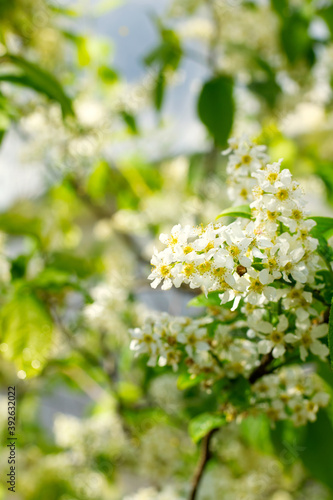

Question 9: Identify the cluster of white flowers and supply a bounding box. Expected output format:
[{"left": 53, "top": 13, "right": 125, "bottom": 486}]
[
  {"left": 223, "top": 136, "right": 269, "bottom": 205},
  {"left": 148, "top": 138, "right": 321, "bottom": 314},
  {"left": 251, "top": 367, "right": 330, "bottom": 426},
  {"left": 130, "top": 314, "right": 262, "bottom": 379},
  {"left": 131, "top": 136, "right": 331, "bottom": 426},
  {"left": 53, "top": 409, "right": 126, "bottom": 457},
  {"left": 130, "top": 312, "right": 213, "bottom": 370}
]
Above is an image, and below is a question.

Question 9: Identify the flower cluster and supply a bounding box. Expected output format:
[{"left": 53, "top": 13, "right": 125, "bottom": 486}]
[
  {"left": 148, "top": 139, "right": 320, "bottom": 315},
  {"left": 131, "top": 136, "right": 331, "bottom": 427},
  {"left": 251, "top": 367, "right": 330, "bottom": 426},
  {"left": 130, "top": 313, "right": 213, "bottom": 370},
  {"left": 223, "top": 135, "right": 269, "bottom": 205}
]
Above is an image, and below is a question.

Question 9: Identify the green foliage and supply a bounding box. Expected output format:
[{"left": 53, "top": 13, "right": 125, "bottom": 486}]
[
  {"left": 0, "top": 54, "right": 74, "bottom": 117},
  {"left": 310, "top": 216, "right": 333, "bottom": 240},
  {"left": 279, "top": 12, "right": 315, "bottom": 66},
  {"left": 0, "top": 291, "right": 53, "bottom": 377},
  {"left": 188, "top": 291, "right": 221, "bottom": 308},
  {"left": 318, "top": 4, "right": 333, "bottom": 38},
  {"left": 177, "top": 371, "right": 205, "bottom": 390},
  {"left": 189, "top": 412, "right": 226, "bottom": 443},
  {"left": 2, "top": 1, "right": 333, "bottom": 498},
  {"left": 240, "top": 414, "right": 274, "bottom": 454},
  {"left": 144, "top": 22, "right": 182, "bottom": 110},
  {"left": 0, "top": 212, "right": 41, "bottom": 239},
  {"left": 197, "top": 75, "right": 235, "bottom": 147},
  {"left": 329, "top": 299, "right": 333, "bottom": 368},
  {"left": 216, "top": 205, "right": 252, "bottom": 220}
]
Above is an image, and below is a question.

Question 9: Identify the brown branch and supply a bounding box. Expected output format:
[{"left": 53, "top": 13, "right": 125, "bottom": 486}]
[
  {"left": 188, "top": 351, "right": 276, "bottom": 500},
  {"left": 248, "top": 352, "right": 274, "bottom": 384},
  {"left": 189, "top": 427, "right": 219, "bottom": 500}
]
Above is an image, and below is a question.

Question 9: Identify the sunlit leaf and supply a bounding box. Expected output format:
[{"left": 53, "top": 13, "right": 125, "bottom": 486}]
[
  {"left": 188, "top": 291, "right": 222, "bottom": 308},
  {"left": 177, "top": 371, "right": 205, "bottom": 390},
  {"left": 216, "top": 205, "right": 252, "bottom": 220},
  {"left": 0, "top": 54, "right": 74, "bottom": 117},
  {"left": 189, "top": 412, "right": 226, "bottom": 443},
  {"left": 0, "top": 212, "right": 41, "bottom": 239},
  {"left": 0, "top": 292, "right": 53, "bottom": 377},
  {"left": 310, "top": 216, "right": 333, "bottom": 239},
  {"left": 280, "top": 12, "right": 315, "bottom": 66},
  {"left": 198, "top": 75, "right": 235, "bottom": 147}
]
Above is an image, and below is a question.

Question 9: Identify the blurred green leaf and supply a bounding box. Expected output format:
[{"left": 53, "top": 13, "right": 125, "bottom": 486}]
[
  {"left": 0, "top": 54, "right": 74, "bottom": 117},
  {"left": 301, "top": 410, "right": 333, "bottom": 491},
  {"left": 280, "top": 13, "right": 315, "bottom": 66},
  {"left": 248, "top": 78, "right": 281, "bottom": 109},
  {"left": 189, "top": 412, "right": 226, "bottom": 443},
  {"left": 47, "top": 251, "right": 102, "bottom": 278},
  {"left": 318, "top": 4, "right": 333, "bottom": 38},
  {"left": 329, "top": 299, "right": 333, "bottom": 369},
  {"left": 0, "top": 212, "right": 41, "bottom": 239},
  {"left": 177, "top": 371, "right": 205, "bottom": 390},
  {"left": 240, "top": 414, "right": 274, "bottom": 454},
  {"left": 86, "top": 160, "right": 113, "bottom": 201},
  {"left": 144, "top": 24, "right": 182, "bottom": 71},
  {"left": 98, "top": 65, "right": 119, "bottom": 83},
  {"left": 310, "top": 216, "right": 333, "bottom": 239},
  {"left": 117, "top": 381, "right": 143, "bottom": 404},
  {"left": 120, "top": 111, "right": 139, "bottom": 134},
  {"left": 0, "top": 292, "right": 53, "bottom": 377},
  {"left": 271, "top": 0, "right": 289, "bottom": 17},
  {"left": 188, "top": 291, "right": 222, "bottom": 308},
  {"left": 154, "top": 70, "right": 165, "bottom": 111},
  {"left": 197, "top": 75, "right": 235, "bottom": 147},
  {"left": 216, "top": 204, "right": 252, "bottom": 220}
]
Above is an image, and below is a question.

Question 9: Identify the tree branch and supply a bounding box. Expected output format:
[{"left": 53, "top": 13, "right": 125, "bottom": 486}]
[
  {"left": 248, "top": 352, "right": 274, "bottom": 384},
  {"left": 189, "top": 427, "right": 219, "bottom": 500},
  {"left": 188, "top": 351, "right": 276, "bottom": 500}
]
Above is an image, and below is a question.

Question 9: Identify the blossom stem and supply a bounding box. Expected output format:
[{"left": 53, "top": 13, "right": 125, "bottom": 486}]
[
  {"left": 188, "top": 427, "right": 219, "bottom": 500},
  {"left": 188, "top": 351, "right": 275, "bottom": 499},
  {"left": 249, "top": 352, "right": 274, "bottom": 384}
]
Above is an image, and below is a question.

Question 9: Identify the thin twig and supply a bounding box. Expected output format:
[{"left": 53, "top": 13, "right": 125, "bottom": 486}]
[
  {"left": 188, "top": 351, "right": 275, "bottom": 500},
  {"left": 189, "top": 427, "right": 219, "bottom": 500},
  {"left": 248, "top": 352, "right": 274, "bottom": 384}
]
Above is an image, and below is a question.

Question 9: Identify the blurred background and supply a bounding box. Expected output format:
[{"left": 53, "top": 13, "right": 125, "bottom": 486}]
[{"left": 1, "top": 0, "right": 333, "bottom": 499}]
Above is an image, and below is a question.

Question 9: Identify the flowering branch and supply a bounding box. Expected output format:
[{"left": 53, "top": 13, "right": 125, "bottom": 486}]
[{"left": 130, "top": 135, "right": 333, "bottom": 498}]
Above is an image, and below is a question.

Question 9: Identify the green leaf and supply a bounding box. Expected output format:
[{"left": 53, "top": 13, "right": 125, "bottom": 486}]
[
  {"left": 329, "top": 299, "right": 333, "bottom": 369},
  {"left": 248, "top": 77, "right": 281, "bottom": 109},
  {"left": 177, "top": 371, "right": 205, "bottom": 390},
  {"left": 216, "top": 204, "right": 252, "bottom": 220},
  {"left": 189, "top": 412, "right": 226, "bottom": 443},
  {"left": 188, "top": 291, "right": 222, "bottom": 308},
  {"left": 271, "top": 0, "right": 289, "bottom": 18},
  {"left": 198, "top": 75, "right": 235, "bottom": 147},
  {"left": 120, "top": 111, "right": 139, "bottom": 134},
  {"left": 0, "top": 212, "right": 41, "bottom": 239},
  {"left": 98, "top": 65, "right": 119, "bottom": 83},
  {"left": 48, "top": 251, "right": 101, "bottom": 278},
  {"left": 318, "top": 4, "right": 333, "bottom": 38},
  {"left": 309, "top": 216, "right": 333, "bottom": 239},
  {"left": 280, "top": 13, "right": 315, "bottom": 66},
  {"left": 144, "top": 25, "right": 182, "bottom": 71},
  {"left": 240, "top": 414, "right": 273, "bottom": 454},
  {"left": 29, "top": 268, "right": 91, "bottom": 301},
  {"left": 154, "top": 70, "right": 165, "bottom": 111},
  {"left": 0, "top": 54, "right": 74, "bottom": 117},
  {"left": 0, "top": 292, "right": 53, "bottom": 377},
  {"left": 301, "top": 411, "right": 333, "bottom": 491}
]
